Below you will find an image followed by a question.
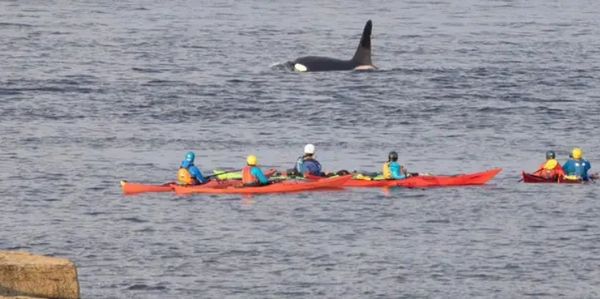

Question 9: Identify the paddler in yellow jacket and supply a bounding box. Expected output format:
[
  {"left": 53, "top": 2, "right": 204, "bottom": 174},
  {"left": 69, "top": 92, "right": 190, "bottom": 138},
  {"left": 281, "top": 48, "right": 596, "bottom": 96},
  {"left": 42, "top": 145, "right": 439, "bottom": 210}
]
[
  {"left": 178, "top": 151, "right": 209, "bottom": 185},
  {"left": 533, "top": 150, "right": 564, "bottom": 180},
  {"left": 382, "top": 151, "right": 409, "bottom": 179}
]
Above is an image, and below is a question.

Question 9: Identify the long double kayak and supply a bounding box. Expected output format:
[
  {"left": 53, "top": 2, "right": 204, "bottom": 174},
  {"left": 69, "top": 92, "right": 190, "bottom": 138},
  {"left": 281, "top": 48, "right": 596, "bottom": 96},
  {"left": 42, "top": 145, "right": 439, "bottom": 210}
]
[
  {"left": 521, "top": 172, "right": 585, "bottom": 184},
  {"left": 121, "top": 169, "right": 278, "bottom": 195},
  {"left": 343, "top": 168, "right": 502, "bottom": 188},
  {"left": 174, "top": 175, "right": 352, "bottom": 195}
]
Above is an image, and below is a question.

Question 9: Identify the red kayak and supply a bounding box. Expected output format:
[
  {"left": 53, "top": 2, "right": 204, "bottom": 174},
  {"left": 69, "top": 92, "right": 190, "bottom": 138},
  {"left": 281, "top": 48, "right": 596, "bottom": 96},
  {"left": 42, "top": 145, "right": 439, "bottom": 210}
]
[
  {"left": 521, "top": 172, "right": 585, "bottom": 184},
  {"left": 343, "top": 168, "right": 502, "bottom": 188},
  {"left": 174, "top": 175, "right": 352, "bottom": 195},
  {"left": 121, "top": 169, "right": 277, "bottom": 195}
]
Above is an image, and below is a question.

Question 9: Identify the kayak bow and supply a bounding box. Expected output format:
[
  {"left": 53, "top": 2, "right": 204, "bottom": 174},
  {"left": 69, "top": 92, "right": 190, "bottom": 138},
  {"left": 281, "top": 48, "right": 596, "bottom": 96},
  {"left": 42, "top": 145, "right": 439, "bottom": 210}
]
[
  {"left": 121, "top": 180, "right": 176, "bottom": 195},
  {"left": 121, "top": 180, "right": 226, "bottom": 195}
]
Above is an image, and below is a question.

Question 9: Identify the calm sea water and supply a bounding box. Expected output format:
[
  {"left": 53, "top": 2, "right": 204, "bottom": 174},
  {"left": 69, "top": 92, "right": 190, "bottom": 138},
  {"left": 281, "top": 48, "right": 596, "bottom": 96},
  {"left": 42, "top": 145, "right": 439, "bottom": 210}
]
[{"left": 1, "top": 0, "right": 599, "bottom": 297}]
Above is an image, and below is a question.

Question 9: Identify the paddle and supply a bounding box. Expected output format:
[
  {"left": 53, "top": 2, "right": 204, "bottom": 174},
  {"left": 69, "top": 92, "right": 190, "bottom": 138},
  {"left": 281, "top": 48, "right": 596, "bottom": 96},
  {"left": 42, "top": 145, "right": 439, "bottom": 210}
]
[
  {"left": 208, "top": 168, "right": 281, "bottom": 181},
  {"left": 206, "top": 169, "right": 242, "bottom": 179}
]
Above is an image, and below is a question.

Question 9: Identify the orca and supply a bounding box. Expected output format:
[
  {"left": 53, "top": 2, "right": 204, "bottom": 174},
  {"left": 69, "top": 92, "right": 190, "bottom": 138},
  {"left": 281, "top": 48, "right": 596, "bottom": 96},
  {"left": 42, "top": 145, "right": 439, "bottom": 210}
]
[{"left": 288, "top": 20, "right": 375, "bottom": 72}]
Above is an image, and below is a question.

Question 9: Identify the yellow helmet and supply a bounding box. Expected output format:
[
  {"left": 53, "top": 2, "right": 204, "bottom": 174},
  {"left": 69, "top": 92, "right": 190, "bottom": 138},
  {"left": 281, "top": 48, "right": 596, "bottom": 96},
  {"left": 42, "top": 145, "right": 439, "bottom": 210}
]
[
  {"left": 246, "top": 155, "right": 258, "bottom": 166},
  {"left": 571, "top": 147, "right": 583, "bottom": 160}
]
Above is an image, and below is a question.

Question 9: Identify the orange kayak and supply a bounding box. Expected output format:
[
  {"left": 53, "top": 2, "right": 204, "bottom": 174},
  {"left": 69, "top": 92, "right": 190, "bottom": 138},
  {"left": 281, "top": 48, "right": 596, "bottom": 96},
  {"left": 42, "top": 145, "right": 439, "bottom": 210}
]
[
  {"left": 344, "top": 168, "right": 502, "bottom": 188},
  {"left": 174, "top": 174, "right": 352, "bottom": 195},
  {"left": 120, "top": 180, "right": 228, "bottom": 195},
  {"left": 121, "top": 181, "right": 175, "bottom": 195},
  {"left": 121, "top": 169, "right": 277, "bottom": 195}
]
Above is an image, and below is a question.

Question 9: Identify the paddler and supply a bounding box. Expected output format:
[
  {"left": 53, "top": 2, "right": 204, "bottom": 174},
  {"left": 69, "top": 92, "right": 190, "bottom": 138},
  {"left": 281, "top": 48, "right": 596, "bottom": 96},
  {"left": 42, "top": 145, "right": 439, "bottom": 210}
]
[
  {"left": 292, "top": 144, "right": 327, "bottom": 177},
  {"left": 533, "top": 150, "right": 564, "bottom": 180},
  {"left": 178, "top": 151, "right": 209, "bottom": 185},
  {"left": 382, "top": 151, "right": 409, "bottom": 179},
  {"left": 242, "top": 155, "right": 270, "bottom": 186},
  {"left": 562, "top": 147, "right": 592, "bottom": 181}
]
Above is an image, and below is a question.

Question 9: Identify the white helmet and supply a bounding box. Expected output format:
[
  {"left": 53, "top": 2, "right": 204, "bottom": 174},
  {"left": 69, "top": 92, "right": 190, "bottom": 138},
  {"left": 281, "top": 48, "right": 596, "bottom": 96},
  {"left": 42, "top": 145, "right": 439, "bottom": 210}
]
[{"left": 304, "top": 144, "right": 315, "bottom": 155}]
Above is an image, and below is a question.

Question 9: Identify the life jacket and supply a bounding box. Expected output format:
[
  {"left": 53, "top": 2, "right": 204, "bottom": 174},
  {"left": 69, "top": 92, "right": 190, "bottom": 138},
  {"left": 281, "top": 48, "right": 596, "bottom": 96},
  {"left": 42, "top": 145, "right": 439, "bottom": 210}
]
[
  {"left": 242, "top": 166, "right": 257, "bottom": 185},
  {"left": 178, "top": 167, "right": 196, "bottom": 185},
  {"left": 382, "top": 162, "right": 392, "bottom": 179},
  {"left": 540, "top": 160, "right": 554, "bottom": 179},
  {"left": 302, "top": 157, "right": 323, "bottom": 176},
  {"left": 538, "top": 159, "right": 563, "bottom": 180},
  {"left": 567, "top": 160, "right": 589, "bottom": 179}
]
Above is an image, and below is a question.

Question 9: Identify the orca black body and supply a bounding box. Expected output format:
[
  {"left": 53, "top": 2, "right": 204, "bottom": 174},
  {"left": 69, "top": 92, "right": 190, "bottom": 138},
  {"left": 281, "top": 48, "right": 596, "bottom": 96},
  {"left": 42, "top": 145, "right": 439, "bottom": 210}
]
[{"left": 289, "top": 20, "right": 375, "bottom": 72}]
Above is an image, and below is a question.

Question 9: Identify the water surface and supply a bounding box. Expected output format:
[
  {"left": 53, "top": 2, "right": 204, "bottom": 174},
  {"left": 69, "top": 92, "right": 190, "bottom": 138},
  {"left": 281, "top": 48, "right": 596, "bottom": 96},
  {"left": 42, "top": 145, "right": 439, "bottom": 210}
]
[{"left": 1, "top": 0, "right": 599, "bottom": 297}]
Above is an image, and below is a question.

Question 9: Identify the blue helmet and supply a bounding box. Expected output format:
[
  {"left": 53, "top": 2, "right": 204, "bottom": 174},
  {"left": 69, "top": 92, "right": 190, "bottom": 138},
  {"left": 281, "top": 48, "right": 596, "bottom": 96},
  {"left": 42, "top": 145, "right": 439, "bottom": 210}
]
[{"left": 185, "top": 151, "right": 195, "bottom": 162}]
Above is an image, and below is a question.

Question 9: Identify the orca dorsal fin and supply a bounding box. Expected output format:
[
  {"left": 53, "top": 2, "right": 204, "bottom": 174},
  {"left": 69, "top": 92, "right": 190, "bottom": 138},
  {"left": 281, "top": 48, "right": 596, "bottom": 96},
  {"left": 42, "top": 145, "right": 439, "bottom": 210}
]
[{"left": 351, "top": 20, "right": 372, "bottom": 66}]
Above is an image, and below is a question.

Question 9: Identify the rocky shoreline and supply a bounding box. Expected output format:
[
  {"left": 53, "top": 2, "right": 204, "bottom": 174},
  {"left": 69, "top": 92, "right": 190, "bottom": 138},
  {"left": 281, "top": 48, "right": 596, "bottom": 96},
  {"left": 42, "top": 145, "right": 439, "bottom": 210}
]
[{"left": 0, "top": 251, "right": 79, "bottom": 299}]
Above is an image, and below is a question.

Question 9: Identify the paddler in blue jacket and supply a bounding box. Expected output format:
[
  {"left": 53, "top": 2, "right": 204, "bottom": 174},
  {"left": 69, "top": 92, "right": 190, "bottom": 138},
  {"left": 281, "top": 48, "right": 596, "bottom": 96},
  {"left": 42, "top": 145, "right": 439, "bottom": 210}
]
[
  {"left": 178, "top": 151, "right": 209, "bottom": 185},
  {"left": 242, "top": 155, "right": 270, "bottom": 186},
  {"left": 382, "top": 151, "right": 409, "bottom": 179},
  {"left": 562, "top": 147, "right": 592, "bottom": 181},
  {"left": 294, "top": 144, "right": 326, "bottom": 177}
]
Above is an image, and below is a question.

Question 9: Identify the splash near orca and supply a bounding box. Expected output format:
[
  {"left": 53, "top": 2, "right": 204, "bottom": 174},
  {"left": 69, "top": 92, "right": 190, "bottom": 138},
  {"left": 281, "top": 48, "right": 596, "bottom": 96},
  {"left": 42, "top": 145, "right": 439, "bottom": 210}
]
[{"left": 288, "top": 20, "right": 375, "bottom": 72}]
